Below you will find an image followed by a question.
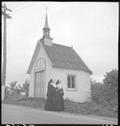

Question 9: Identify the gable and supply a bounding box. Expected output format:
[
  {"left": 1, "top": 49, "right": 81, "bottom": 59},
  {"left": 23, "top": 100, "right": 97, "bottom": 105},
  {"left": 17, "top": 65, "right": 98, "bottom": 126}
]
[
  {"left": 27, "top": 40, "right": 52, "bottom": 74},
  {"left": 27, "top": 41, "right": 40, "bottom": 74}
]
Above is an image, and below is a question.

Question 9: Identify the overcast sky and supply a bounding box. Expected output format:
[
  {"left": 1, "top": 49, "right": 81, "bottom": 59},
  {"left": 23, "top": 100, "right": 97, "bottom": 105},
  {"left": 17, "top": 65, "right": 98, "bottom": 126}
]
[{"left": 2, "top": 2, "right": 118, "bottom": 84}]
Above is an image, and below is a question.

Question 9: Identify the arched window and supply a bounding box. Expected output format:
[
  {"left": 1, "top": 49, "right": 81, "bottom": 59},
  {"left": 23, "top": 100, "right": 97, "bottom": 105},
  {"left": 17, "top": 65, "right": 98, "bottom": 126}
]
[{"left": 35, "top": 58, "right": 46, "bottom": 72}]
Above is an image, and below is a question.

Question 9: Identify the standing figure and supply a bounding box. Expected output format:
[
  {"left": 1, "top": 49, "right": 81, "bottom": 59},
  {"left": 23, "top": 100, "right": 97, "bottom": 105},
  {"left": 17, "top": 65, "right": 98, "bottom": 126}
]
[
  {"left": 44, "top": 79, "right": 58, "bottom": 111},
  {"left": 56, "top": 80, "right": 64, "bottom": 111}
]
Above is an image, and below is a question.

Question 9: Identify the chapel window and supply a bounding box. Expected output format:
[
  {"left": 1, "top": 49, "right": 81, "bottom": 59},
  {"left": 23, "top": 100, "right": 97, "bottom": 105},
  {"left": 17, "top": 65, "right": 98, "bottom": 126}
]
[{"left": 67, "top": 75, "right": 75, "bottom": 88}]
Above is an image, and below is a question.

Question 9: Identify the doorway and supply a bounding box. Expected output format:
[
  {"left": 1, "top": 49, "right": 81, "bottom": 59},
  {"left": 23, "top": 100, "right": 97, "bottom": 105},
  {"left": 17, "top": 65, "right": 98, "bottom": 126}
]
[{"left": 34, "top": 71, "right": 45, "bottom": 97}]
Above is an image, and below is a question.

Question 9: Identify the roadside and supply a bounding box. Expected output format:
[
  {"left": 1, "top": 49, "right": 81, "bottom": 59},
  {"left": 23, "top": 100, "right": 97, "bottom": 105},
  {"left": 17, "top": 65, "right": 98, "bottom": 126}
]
[
  {"left": 2, "top": 102, "right": 118, "bottom": 123},
  {"left": 2, "top": 103, "right": 117, "bottom": 124},
  {"left": 3, "top": 97, "right": 118, "bottom": 119}
]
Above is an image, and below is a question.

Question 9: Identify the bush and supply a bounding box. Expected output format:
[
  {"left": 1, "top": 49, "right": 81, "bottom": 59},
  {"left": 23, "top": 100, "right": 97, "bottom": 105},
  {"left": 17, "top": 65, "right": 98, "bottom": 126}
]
[
  {"left": 91, "top": 82, "right": 103, "bottom": 104},
  {"left": 91, "top": 69, "right": 118, "bottom": 112}
]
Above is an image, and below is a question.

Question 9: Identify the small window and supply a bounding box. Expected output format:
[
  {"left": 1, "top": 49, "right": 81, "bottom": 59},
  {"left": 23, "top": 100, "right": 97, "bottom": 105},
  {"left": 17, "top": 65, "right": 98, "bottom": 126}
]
[{"left": 67, "top": 75, "right": 75, "bottom": 88}]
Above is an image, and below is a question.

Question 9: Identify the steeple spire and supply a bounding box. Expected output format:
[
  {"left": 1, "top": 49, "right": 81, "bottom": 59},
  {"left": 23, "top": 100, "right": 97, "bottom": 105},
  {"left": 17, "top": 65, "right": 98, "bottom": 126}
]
[
  {"left": 41, "top": 8, "right": 53, "bottom": 46},
  {"left": 44, "top": 12, "right": 49, "bottom": 28}
]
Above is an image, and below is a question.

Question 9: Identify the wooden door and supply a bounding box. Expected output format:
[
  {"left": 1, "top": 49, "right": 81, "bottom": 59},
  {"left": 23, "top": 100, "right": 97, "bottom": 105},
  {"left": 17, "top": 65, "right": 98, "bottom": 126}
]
[{"left": 34, "top": 71, "right": 45, "bottom": 97}]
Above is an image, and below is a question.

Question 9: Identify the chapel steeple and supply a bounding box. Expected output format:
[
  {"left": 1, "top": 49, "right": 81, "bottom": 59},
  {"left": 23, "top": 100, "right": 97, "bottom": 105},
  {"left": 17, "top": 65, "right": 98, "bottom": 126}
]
[
  {"left": 41, "top": 9, "right": 53, "bottom": 46},
  {"left": 44, "top": 13, "right": 49, "bottom": 28},
  {"left": 43, "top": 13, "right": 51, "bottom": 39}
]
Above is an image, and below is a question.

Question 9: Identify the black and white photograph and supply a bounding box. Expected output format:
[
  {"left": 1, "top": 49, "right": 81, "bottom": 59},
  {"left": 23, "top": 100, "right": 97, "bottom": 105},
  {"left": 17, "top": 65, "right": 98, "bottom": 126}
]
[{"left": 1, "top": 1, "right": 118, "bottom": 125}]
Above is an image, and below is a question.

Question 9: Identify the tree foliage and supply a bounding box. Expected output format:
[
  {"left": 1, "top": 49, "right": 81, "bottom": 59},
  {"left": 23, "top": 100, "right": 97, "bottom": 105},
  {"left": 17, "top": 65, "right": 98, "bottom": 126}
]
[
  {"left": 4, "top": 80, "right": 29, "bottom": 98},
  {"left": 91, "top": 69, "right": 118, "bottom": 110},
  {"left": 103, "top": 69, "right": 118, "bottom": 96},
  {"left": 22, "top": 80, "right": 29, "bottom": 96},
  {"left": 5, "top": 81, "right": 19, "bottom": 98},
  {"left": 91, "top": 80, "right": 103, "bottom": 104}
]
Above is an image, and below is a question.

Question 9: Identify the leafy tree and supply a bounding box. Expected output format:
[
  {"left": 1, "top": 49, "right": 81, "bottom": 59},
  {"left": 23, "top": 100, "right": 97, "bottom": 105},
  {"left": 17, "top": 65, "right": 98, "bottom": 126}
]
[
  {"left": 103, "top": 69, "right": 118, "bottom": 88},
  {"left": 103, "top": 69, "right": 118, "bottom": 99},
  {"left": 4, "top": 81, "right": 20, "bottom": 99},
  {"left": 91, "top": 80, "right": 103, "bottom": 104},
  {"left": 22, "top": 80, "right": 29, "bottom": 96},
  {"left": 91, "top": 69, "right": 118, "bottom": 112},
  {"left": 10, "top": 81, "right": 18, "bottom": 91},
  {"left": 91, "top": 69, "right": 118, "bottom": 104}
]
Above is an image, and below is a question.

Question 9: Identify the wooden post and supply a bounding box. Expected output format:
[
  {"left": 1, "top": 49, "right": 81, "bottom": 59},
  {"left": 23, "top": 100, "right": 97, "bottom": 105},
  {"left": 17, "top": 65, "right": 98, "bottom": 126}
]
[
  {"left": 2, "top": 4, "right": 12, "bottom": 86},
  {"left": 2, "top": 4, "right": 12, "bottom": 100}
]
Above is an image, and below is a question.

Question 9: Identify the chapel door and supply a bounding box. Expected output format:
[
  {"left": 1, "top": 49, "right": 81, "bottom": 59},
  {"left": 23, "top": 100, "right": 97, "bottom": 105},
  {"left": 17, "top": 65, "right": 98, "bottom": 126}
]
[{"left": 34, "top": 71, "right": 45, "bottom": 97}]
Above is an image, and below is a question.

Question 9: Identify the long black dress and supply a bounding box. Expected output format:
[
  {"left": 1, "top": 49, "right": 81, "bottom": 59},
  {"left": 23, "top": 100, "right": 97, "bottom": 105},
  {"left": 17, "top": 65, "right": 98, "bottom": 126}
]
[
  {"left": 45, "top": 84, "right": 58, "bottom": 111},
  {"left": 56, "top": 88, "right": 64, "bottom": 111}
]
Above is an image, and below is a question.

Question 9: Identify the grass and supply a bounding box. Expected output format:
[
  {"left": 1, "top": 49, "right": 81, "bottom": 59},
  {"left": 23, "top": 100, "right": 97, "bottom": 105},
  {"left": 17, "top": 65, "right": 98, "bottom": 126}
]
[
  {"left": 3, "top": 96, "right": 118, "bottom": 118},
  {"left": 3, "top": 96, "right": 46, "bottom": 109},
  {"left": 64, "top": 100, "right": 118, "bottom": 118}
]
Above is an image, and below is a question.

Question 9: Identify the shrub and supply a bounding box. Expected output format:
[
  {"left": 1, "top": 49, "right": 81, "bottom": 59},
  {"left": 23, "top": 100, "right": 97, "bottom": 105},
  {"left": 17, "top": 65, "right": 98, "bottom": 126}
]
[{"left": 91, "top": 69, "right": 118, "bottom": 112}]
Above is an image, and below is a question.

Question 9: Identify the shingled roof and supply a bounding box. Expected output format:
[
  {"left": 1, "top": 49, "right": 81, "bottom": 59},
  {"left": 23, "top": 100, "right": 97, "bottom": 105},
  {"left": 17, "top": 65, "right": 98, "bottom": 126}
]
[{"left": 27, "top": 41, "right": 92, "bottom": 74}]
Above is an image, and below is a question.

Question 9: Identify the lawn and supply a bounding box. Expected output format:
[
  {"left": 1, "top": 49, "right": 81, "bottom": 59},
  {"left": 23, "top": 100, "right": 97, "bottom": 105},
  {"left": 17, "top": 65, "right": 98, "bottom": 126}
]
[{"left": 3, "top": 96, "right": 118, "bottom": 118}]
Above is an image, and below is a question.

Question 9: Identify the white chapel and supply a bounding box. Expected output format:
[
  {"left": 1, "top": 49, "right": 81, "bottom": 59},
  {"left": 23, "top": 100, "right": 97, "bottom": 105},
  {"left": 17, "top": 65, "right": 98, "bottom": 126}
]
[{"left": 27, "top": 13, "right": 92, "bottom": 103}]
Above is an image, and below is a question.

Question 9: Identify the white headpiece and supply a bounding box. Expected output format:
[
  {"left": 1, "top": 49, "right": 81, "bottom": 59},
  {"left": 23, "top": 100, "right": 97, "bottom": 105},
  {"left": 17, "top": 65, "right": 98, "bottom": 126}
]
[{"left": 51, "top": 81, "right": 56, "bottom": 88}]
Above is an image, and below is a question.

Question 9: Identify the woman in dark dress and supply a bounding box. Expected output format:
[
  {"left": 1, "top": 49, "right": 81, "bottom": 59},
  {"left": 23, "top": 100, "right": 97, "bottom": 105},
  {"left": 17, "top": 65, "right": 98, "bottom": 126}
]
[
  {"left": 45, "top": 79, "right": 58, "bottom": 111},
  {"left": 56, "top": 80, "right": 64, "bottom": 111}
]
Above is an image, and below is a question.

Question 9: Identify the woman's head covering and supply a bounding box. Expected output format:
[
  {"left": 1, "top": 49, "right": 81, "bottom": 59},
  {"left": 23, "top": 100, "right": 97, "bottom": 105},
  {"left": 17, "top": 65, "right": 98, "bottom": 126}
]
[
  {"left": 57, "top": 84, "right": 62, "bottom": 89},
  {"left": 48, "top": 79, "right": 53, "bottom": 85},
  {"left": 56, "top": 80, "right": 62, "bottom": 89},
  {"left": 56, "top": 80, "right": 60, "bottom": 85},
  {"left": 51, "top": 81, "right": 56, "bottom": 88}
]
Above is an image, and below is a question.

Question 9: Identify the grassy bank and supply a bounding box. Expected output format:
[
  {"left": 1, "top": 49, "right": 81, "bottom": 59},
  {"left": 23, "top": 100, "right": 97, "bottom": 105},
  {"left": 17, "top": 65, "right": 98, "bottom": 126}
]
[
  {"left": 3, "top": 97, "right": 118, "bottom": 118},
  {"left": 64, "top": 100, "right": 118, "bottom": 118}
]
